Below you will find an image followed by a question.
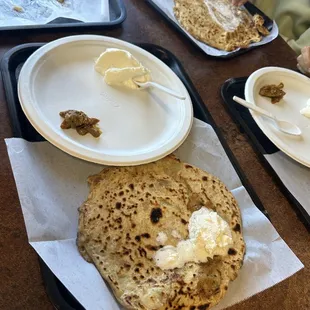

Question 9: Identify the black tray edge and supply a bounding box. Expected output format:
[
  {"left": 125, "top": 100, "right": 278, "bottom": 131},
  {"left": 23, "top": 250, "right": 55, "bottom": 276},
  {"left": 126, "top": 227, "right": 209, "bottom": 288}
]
[
  {"left": 0, "top": 0, "right": 127, "bottom": 32},
  {"left": 1, "top": 43, "right": 269, "bottom": 310},
  {"left": 1, "top": 44, "right": 43, "bottom": 138},
  {"left": 39, "top": 259, "right": 77, "bottom": 310},
  {"left": 145, "top": 0, "right": 275, "bottom": 59},
  {"left": 221, "top": 77, "right": 310, "bottom": 231}
]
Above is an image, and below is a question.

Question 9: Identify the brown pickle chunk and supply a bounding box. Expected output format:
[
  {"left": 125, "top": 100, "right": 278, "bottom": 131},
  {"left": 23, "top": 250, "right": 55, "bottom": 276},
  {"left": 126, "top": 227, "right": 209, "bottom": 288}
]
[
  {"left": 59, "top": 110, "right": 102, "bottom": 138},
  {"left": 259, "top": 83, "right": 286, "bottom": 103}
]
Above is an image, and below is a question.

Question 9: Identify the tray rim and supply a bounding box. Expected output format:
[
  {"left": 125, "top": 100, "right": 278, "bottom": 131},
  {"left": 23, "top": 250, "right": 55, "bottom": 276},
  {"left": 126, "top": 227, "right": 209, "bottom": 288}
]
[
  {"left": 221, "top": 77, "right": 310, "bottom": 231},
  {"left": 1, "top": 42, "right": 269, "bottom": 310},
  {"left": 0, "top": 0, "right": 127, "bottom": 32}
]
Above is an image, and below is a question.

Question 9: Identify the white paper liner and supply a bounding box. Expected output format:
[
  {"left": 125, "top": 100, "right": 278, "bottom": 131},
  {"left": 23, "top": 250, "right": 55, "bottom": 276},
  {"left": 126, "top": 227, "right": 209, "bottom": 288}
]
[
  {"left": 5, "top": 119, "right": 303, "bottom": 310},
  {"left": 0, "top": 0, "right": 110, "bottom": 27}
]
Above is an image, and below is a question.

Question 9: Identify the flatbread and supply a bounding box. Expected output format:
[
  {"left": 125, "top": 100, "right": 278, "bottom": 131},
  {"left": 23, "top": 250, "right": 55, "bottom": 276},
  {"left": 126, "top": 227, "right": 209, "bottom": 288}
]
[
  {"left": 77, "top": 155, "right": 245, "bottom": 309},
  {"left": 173, "top": 0, "right": 269, "bottom": 51}
]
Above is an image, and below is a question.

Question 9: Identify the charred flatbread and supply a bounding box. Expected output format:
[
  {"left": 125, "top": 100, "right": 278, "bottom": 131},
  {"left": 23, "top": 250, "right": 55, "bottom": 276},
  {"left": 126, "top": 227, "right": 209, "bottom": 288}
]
[{"left": 77, "top": 155, "right": 245, "bottom": 309}]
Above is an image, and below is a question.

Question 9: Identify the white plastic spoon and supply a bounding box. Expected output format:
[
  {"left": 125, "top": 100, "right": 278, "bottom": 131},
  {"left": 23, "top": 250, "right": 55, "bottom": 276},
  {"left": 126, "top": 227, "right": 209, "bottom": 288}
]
[
  {"left": 134, "top": 81, "right": 186, "bottom": 100},
  {"left": 233, "top": 96, "right": 302, "bottom": 136}
]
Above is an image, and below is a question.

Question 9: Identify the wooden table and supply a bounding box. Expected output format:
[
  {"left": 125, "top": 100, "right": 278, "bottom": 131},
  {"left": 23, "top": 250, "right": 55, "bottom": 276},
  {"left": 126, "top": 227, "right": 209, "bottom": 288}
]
[{"left": 0, "top": 1, "right": 309, "bottom": 309}]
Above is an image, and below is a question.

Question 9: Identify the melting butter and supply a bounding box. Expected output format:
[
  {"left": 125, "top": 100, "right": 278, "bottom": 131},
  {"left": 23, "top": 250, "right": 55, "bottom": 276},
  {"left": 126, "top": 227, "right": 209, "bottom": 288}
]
[
  {"left": 154, "top": 207, "right": 233, "bottom": 270},
  {"left": 204, "top": 0, "right": 247, "bottom": 32}
]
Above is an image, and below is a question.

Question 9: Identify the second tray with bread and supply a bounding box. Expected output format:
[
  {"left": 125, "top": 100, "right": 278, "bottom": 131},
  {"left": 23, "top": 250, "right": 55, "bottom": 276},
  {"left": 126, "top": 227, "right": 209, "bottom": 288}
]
[{"left": 146, "top": 0, "right": 276, "bottom": 58}]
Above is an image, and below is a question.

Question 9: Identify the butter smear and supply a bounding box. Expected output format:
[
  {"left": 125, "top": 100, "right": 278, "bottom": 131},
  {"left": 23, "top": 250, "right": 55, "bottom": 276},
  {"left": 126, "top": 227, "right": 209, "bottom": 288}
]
[{"left": 154, "top": 207, "right": 233, "bottom": 270}]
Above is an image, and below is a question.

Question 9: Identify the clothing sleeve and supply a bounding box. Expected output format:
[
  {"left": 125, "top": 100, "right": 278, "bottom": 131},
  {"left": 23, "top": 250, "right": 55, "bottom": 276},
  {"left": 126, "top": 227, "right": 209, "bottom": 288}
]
[{"left": 286, "top": 27, "right": 310, "bottom": 55}]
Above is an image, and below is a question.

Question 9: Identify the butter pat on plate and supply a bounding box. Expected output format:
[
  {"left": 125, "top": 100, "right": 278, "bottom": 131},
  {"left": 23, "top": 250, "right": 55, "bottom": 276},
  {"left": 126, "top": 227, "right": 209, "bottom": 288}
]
[{"left": 95, "top": 48, "right": 151, "bottom": 89}]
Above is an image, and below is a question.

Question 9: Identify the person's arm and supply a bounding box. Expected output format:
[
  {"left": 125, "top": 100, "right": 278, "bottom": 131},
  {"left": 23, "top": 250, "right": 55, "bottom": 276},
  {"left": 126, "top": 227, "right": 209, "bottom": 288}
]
[
  {"left": 287, "top": 28, "right": 310, "bottom": 55},
  {"left": 297, "top": 46, "right": 310, "bottom": 75}
]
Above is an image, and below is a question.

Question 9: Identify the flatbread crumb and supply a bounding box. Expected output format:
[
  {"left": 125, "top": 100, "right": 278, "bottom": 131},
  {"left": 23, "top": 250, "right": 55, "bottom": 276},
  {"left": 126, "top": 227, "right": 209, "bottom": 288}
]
[{"left": 13, "top": 5, "right": 23, "bottom": 13}]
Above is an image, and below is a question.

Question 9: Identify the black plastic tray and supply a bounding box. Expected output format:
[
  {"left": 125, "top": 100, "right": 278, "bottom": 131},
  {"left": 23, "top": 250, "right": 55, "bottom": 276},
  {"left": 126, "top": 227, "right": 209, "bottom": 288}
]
[
  {"left": 146, "top": 1, "right": 274, "bottom": 59},
  {"left": 0, "top": 0, "right": 126, "bottom": 32},
  {"left": 221, "top": 77, "right": 310, "bottom": 230},
  {"left": 1, "top": 43, "right": 268, "bottom": 310}
]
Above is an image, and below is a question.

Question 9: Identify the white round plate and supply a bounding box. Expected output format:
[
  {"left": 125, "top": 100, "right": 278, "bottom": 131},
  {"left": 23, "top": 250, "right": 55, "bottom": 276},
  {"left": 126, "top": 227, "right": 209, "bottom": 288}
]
[
  {"left": 245, "top": 67, "right": 310, "bottom": 168},
  {"left": 18, "top": 35, "right": 193, "bottom": 166}
]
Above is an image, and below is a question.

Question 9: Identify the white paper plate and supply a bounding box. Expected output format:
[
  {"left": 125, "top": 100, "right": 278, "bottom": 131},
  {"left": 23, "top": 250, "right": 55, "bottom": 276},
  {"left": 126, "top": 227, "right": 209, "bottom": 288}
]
[
  {"left": 18, "top": 35, "right": 193, "bottom": 166},
  {"left": 245, "top": 67, "right": 310, "bottom": 168}
]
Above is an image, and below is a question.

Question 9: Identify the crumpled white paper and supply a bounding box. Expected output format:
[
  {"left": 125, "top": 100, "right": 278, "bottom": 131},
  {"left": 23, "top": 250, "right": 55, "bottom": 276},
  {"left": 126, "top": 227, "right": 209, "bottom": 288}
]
[
  {"left": 0, "top": 0, "right": 110, "bottom": 27},
  {"left": 5, "top": 119, "right": 303, "bottom": 310},
  {"left": 148, "top": 0, "right": 279, "bottom": 57},
  {"left": 265, "top": 152, "right": 310, "bottom": 216}
]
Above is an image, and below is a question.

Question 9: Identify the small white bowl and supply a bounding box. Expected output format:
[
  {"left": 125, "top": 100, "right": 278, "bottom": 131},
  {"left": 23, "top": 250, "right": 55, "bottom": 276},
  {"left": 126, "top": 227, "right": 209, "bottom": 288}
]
[{"left": 245, "top": 66, "right": 310, "bottom": 168}]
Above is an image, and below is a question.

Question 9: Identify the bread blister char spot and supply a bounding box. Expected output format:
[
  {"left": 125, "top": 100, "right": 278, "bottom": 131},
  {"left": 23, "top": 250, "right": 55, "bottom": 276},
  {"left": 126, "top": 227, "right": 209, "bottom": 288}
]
[
  {"left": 150, "top": 207, "right": 163, "bottom": 223},
  {"left": 228, "top": 248, "right": 237, "bottom": 255},
  {"left": 233, "top": 223, "right": 241, "bottom": 232}
]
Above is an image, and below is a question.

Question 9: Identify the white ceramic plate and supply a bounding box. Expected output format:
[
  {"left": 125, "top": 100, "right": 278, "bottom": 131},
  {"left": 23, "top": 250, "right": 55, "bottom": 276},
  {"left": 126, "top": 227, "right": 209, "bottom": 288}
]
[
  {"left": 18, "top": 35, "right": 193, "bottom": 166},
  {"left": 245, "top": 67, "right": 310, "bottom": 168}
]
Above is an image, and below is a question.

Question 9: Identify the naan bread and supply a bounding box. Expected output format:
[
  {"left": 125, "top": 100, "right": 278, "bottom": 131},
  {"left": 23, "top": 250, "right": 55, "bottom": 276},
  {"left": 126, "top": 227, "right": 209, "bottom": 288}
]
[
  {"left": 77, "top": 155, "right": 245, "bottom": 309},
  {"left": 173, "top": 0, "right": 269, "bottom": 51}
]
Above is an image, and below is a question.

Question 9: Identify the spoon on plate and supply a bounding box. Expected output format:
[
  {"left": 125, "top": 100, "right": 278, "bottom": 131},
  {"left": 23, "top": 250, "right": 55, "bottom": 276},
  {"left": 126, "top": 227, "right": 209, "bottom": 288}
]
[
  {"left": 134, "top": 81, "right": 186, "bottom": 100},
  {"left": 233, "top": 96, "right": 302, "bottom": 136}
]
